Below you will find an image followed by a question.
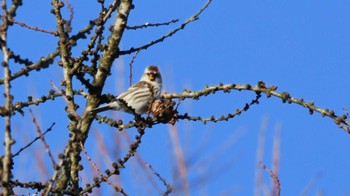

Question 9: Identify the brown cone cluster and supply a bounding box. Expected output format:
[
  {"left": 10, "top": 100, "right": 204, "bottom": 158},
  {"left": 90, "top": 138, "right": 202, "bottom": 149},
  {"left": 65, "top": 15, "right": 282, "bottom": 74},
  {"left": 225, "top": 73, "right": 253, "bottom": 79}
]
[{"left": 150, "top": 99, "right": 178, "bottom": 125}]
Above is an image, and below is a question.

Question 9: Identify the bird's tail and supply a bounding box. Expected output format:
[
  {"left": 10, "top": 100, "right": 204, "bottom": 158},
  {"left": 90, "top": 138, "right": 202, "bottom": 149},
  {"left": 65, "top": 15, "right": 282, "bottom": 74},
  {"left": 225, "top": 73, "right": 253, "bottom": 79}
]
[{"left": 89, "top": 104, "right": 112, "bottom": 114}]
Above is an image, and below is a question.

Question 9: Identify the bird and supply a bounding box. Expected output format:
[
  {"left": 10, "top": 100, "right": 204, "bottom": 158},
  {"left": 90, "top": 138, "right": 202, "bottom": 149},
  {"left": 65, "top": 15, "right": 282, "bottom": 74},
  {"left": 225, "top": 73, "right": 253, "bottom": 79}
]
[{"left": 89, "top": 65, "right": 162, "bottom": 115}]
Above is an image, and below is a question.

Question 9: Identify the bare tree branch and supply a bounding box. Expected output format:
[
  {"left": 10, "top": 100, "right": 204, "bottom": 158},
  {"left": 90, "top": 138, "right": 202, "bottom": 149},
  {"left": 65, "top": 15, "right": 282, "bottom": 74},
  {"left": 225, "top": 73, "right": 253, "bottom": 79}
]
[
  {"left": 0, "top": 0, "right": 22, "bottom": 194},
  {"left": 1, "top": 1, "right": 14, "bottom": 194},
  {"left": 120, "top": 0, "right": 213, "bottom": 55},
  {"left": 163, "top": 81, "right": 350, "bottom": 133}
]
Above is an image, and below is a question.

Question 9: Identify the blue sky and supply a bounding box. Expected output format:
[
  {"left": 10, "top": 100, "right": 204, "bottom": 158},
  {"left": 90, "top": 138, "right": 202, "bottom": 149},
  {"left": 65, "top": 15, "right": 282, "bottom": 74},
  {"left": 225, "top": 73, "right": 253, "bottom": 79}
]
[{"left": 1, "top": 0, "right": 350, "bottom": 195}]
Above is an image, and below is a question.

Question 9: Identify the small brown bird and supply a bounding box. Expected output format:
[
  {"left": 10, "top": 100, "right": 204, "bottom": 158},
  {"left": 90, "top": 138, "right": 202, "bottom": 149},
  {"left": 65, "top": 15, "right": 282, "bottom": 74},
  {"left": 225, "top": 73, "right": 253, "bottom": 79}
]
[{"left": 90, "top": 65, "right": 162, "bottom": 115}]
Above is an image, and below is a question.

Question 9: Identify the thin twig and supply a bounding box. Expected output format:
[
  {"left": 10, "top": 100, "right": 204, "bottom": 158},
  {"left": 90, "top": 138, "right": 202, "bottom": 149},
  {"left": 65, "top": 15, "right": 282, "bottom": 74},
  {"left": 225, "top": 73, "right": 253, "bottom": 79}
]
[
  {"left": 13, "top": 122, "right": 56, "bottom": 157},
  {"left": 272, "top": 123, "right": 281, "bottom": 196},
  {"left": 145, "top": 163, "right": 172, "bottom": 195},
  {"left": 64, "top": 0, "right": 74, "bottom": 26},
  {"left": 81, "top": 126, "right": 146, "bottom": 194},
  {"left": 49, "top": 80, "right": 80, "bottom": 120},
  {"left": 80, "top": 142, "right": 126, "bottom": 195},
  {"left": 177, "top": 93, "right": 261, "bottom": 124},
  {"left": 259, "top": 161, "right": 281, "bottom": 196},
  {"left": 254, "top": 117, "right": 268, "bottom": 196},
  {"left": 29, "top": 109, "right": 58, "bottom": 169},
  {"left": 126, "top": 19, "right": 179, "bottom": 30},
  {"left": 124, "top": 131, "right": 163, "bottom": 193},
  {"left": 169, "top": 125, "right": 189, "bottom": 195},
  {"left": 0, "top": 15, "right": 58, "bottom": 35},
  {"left": 182, "top": 129, "right": 243, "bottom": 192},
  {"left": 301, "top": 171, "right": 323, "bottom": 196},
  {"left": 129, "top": 49, "right": 141, "bottom": 86}
]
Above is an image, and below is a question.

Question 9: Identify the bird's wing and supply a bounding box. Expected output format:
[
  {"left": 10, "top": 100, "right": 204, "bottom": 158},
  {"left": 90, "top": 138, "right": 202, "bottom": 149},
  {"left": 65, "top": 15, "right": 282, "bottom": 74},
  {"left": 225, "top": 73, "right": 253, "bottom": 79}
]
[{"left": 117, "top": 81, "right": 153, "bottom": 101}]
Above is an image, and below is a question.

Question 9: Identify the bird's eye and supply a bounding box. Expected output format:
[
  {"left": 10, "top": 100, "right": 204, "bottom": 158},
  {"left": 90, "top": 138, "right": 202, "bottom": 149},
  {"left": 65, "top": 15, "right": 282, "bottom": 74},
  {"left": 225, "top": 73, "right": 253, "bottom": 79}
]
[{"left": 147, "top": 72, "right": 158, "bottom": 76}]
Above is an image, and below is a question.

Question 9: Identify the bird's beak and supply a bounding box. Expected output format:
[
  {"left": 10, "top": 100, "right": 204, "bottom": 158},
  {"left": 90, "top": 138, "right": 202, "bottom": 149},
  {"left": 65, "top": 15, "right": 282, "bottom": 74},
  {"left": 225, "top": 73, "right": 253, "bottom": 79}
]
[{"left": 148, "top": 73, "right": 155, "bottom": 81}]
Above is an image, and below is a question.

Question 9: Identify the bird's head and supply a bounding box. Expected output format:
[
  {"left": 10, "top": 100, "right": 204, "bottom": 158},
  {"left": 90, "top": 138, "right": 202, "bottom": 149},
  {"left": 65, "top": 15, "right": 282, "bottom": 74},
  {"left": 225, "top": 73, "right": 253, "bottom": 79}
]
[{"left": 142, "top": 65, "right": 162, "bottom": 84}]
